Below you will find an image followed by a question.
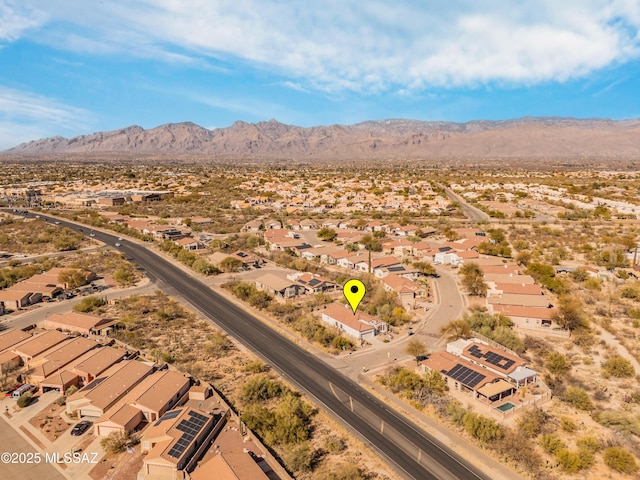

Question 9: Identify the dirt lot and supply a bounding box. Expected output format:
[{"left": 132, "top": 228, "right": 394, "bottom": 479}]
[{"left": 29, "top": 402, "right": 72, "bottom": 442}]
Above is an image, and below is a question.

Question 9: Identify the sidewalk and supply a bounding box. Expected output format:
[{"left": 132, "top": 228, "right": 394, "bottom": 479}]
[
  {"left": 1, "top": 392, "right": 71, "bottom": 480},
  {"left": 1, "top": 391, "right": 104, "bottom": 480}
]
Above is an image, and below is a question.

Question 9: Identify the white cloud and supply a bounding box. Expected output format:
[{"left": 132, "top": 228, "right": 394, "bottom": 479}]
[
  {"left": 13, "top": 1, "right": 640, "bottom": 93},
  {"left": 0, "top": 86, "right": 92, "bottom": 149},
  {"left": 0, "top": 1, "right": 46, "bottom": 42}
]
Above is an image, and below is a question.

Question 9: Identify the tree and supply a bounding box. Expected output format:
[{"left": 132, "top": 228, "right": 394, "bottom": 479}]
[
  {"left": 545, "top": 352, "right": 571, "bottom": 374},
  {"left": 317, "top": 227, "right": 337, "bottom": 241},
  {"left": 359, "top": 234, "right": 382, "bottom": 252},
  {"left": 459, "top": 262, "right": 488, "bottom": 296},
  {"left": 17, "top": 392, "right": 33, "bottom": 408},
  {"left": 562, "top": 386, "right": 594, "bottom": 411},
  {"left": 344, "top": 243, "right": 359, "bottom": 252},
  {"left": 554, "top": 295, "right": 588, "bottom": 332},
  {"left": 406, "top": 339, "right": 427, "bottom": 365},
  {"left": 440, "top": 319, "right": 471, "bottom": 341},
  {"left": 58, "top": 269, "right": 89, "bottom": 289},
  {"left": 113, "top": 263, "right": 137, "bottom": 287},
  {"left": 73, "top": 295, "right": 106, "bottom": 313},
  {"left": 463, "top": 411, "right": 503, "bottom": 442},
  {"left": 602, "top": 356, "right": 635, "bottom": 378},
  {"left": 100, "top": 431, "right": 135, "bottom": 454},
  {"left": 517, "top": 407, "right": 549, "bottom": 438},
  {"left": 219, "top": 256, "right": 243, "bottom": 272},
  {"left": 413, "top": 261, "right": 436, "bottom": 276}
]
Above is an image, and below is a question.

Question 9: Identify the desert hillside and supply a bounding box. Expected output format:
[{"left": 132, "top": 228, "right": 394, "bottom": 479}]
[{"left": 4, "top": 117, "right": 640, "bottom": 163}]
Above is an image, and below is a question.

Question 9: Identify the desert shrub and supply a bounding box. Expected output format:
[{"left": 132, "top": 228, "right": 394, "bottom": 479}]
[
  {"left": 100, "top": 431, "right": 135, "bottom": 454},
  {"left": 55, "top": 396, "right": 66, "bottom": 406},
  {"left": 314, "top": 463, "right": 366, "bottom": 480},
  {"left": 463, "top": 411, "right": 503, "bottom": 443},
  {"left": 324, "top": 435, "right": 347, "bottom": 453},
  {"left": 331, "top": 336, "right": 354, "bottom": 351},
  {"left": 559, "top": 416, "right": 578, "bottom": 433},
  {"left": 562, "top": 386, "right": 594, "bottom": 411},
  {"left": 282, "top": 442, "right": 316, "bottom": 473},
  {"left": 242, "top": 376, "right": 286, "bottom": 403},
  {"left": 243, "top": 393, "right": 314, "bottom": 446},
  {"left": 576, "top": 435, "right": 599, "bottom": 453},
  {"left": 555, "top": 447, "right": 594, "bottom": 473},
  {"left": 620, "top": 282, "right": 640, "bottom": 300},
  {"left": 540, "top": 433, "right": 566, "bottom": 454},
  {"left": 244, "top": 360, "right": 267, "bottom": 374},
  {"left": 113, "top": 263, "right": 137, "bottom": 286},
  {"left": 205, "top": 331, "right": 233, "bottom": 357},
  {"left": 17, "top": 392, "right": 33, "bottom": 408},
  {"left": 517, "top": 408, "right": 549, "bottom": 438},
  {"left": 601, "top": 356, "right": 635, "bottom": 378},
  {"left": 73, "top": 295, "right": 106, "bottom": 312},
  {"left": 65, "top": 385, "right": 78, "bottom": 396},
  {"left": 545, "top": 352, "right": 571, "bottom": 374},
  {"left": 594, "top": 410, "right": 640, "bottom": 436},
  {"left": 445, "top": 402, "right": 467, "bottom": 425},
  {"left": 248, "top": 290, "right": 272, "bottom": 309},
  {"left": 603, "top": 446, "right": 639, "bottom": 474},
  {"left": 493, "top": 428, "right": 542, "bottom": 472}
]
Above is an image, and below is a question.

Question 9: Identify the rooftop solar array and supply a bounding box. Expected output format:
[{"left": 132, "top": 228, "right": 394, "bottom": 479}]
[
  {"left": 388, "top": 266, "right": 405, "bottom": 272},
  {"left": 445, "top": 364, "right": 486, "bottom": 388},
  {"left": 167, "top": 411, "right": 209, "bottom": 459},
  {"left": 468, "top": 345, "right": 515, "bottom": 371},
  {"left": 308, "top": 278, "right": 321, "bottom": 286},
  {"left": 153, "top": 409, "right": 182, "bottom": 426},
  {"left": 83, "top": 377, "right": 106, "bottom": 391}
]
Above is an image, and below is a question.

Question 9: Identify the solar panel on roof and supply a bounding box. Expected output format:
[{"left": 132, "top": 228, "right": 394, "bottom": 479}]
[
  {"left": 308, "top": 278, "right": 321, "bottom": 286},
  {"left": 153, "top": 409, "right": 182, "bottom": 426},
  {"left": 191, "top": 411, "right": 208, "bottom": 422},
  {"left": 468, "top": 345, "right": 517, "bottom": 371},
  {"left": 166, "top": 410, "right": 211, "bottom": 458},
  {"left": 468, "top": 345, "right": 483, "bottom": 358},
  {"left": 447, "top": 364, "right": 486, "bottom": 388},
  {"left": 388, "top": 266, "right": 405, "bottom": 272}
]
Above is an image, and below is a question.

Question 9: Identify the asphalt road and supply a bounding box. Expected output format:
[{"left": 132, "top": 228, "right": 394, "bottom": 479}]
[
  {"left": 7, "top": 212, "right": 492, "bottom": 480},
  {"left": 441, "top": 187, "right": 489, "bottom": 223}
]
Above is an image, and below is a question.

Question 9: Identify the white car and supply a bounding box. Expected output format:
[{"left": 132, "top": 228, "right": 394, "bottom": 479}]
[
  {"left": 115, "top": 243, "right": 122, "bottom": 247},
  {"left": 117, "top": 237, "right": 123, "bottom": 241},
  {"left": 89, "top": 233, "right": 95, "bottom": 237},
  {"left": 54, "top": 221, "right": 60, "bottom": 224}
]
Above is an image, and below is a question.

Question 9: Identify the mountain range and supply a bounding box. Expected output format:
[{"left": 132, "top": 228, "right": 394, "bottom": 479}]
[{"left": 4, "top": 117, "right": 640, "bottom": 163}]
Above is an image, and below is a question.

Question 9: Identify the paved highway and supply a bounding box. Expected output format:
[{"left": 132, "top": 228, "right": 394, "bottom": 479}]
[
  {"left": 441, "top": 187, "right": 489, "bottom": 223},
  {"left": 7, "top": 212, "right": 492, "bottom": 480}
]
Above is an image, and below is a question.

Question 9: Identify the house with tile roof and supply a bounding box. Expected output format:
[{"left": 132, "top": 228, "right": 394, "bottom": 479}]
[{"left": 320, "top": 303, "right": 387, "bottom": 341}]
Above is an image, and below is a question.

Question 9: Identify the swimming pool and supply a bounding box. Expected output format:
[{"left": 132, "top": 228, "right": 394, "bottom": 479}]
[{"left": 496, "top": 402, "right": 515, "bottom": 412}]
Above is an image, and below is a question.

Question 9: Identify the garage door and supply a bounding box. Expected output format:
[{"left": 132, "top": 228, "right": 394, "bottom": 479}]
[{"left": 96, "top": 425, "right": 121, "bottom": 437}]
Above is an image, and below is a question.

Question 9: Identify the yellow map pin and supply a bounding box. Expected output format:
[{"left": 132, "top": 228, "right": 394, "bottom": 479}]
[{"left": 343, "top": 279, "right": 366, "bottom": 315}]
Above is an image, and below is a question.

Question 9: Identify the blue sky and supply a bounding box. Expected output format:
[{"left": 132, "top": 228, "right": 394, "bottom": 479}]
[{"left": 1, "top": 0, "right": 639, "bottom": 150}]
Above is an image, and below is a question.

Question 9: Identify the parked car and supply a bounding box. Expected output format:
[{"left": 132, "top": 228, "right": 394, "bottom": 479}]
[
  {"left": 71, "top": 420, "right": 92, "bottom": 436},
  {"left": 115, "top": 243, "right": 121, "bottom": 247},
  {"left": 12, "top": 384, "right": 34, "bottom": 399},
  {"left": 5, "top": 383, "right": 24, "bottom": 397}
]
